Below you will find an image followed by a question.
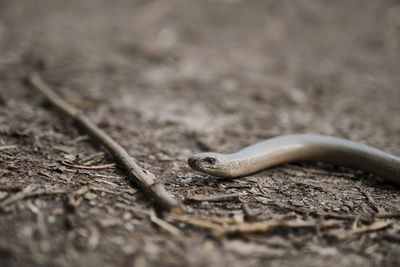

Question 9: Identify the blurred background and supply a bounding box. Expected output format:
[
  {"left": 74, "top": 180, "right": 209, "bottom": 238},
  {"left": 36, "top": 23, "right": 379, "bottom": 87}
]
[
  {"left": 1, "top": 1, "right": 399, "bottom": 142},
  {"left": 2, "top": 0, "right": 399, "bottom": 145}
]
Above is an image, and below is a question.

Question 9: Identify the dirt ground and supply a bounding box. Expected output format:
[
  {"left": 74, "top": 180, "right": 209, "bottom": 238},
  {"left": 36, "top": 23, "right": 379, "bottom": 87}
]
[{"left": 1, "top": 0, "right": 400, "bottom": 266}]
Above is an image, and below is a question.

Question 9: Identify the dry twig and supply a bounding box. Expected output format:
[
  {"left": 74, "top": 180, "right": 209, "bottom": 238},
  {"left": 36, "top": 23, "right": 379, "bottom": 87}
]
[
  {"left": 213, "top": 219, "right": 339, "bottom": 238},
  {"left": 355, "top": 185, "right": 383, "bottom": 213},
  {"left": 185, "top": 192, "right": 243, "bottom": 202},
  {"left": 149, "top": 208, "right": 183, "bottom": 238},
  {"left": 87, "top": 224, "right": 101, "bottom": 250},
  {"left": 169, "top": 214, "right": 339, "bottom": 238},
  {"left": 94, "top": 178, "right": 119, "bottom": 187},
  {"left": 374, "top": 212, "right": 400, "bottom": 219},
  {"left": 168, "top": 214, "right": 226, "bottom": 233},
  {"left": 0, "top": 185, "right": 67, "bottom": 210},
  {"left": 61, "top": 160, "right": 116, "bottom": 169},
  {"left": 28, "top": 73, "right": 182, "bottom": 213},
  {"left": 0, "top": 145, "right": 18, "bottom": 150},
  {"left": 266, "top": 201, "right": 378, "bottom": 223},
  {"left": 345, "top": 220, "right": 390, "bottom": 236}
]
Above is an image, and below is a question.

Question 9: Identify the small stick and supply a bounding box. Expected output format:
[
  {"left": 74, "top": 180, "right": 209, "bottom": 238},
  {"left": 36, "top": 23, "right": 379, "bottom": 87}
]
[
  {"left": 0, "top": 185, "right": 66, "bottom": 210},
  {"left": 185, "top": 192, "right": 243, "bottom": 202},
  {"left": 87, "top": 224, "right": 101, "bottom": 250},
  {"left": 213, "top": 218, "right": 339, "bottom": 238},
  {"left": 93, "top": 173, "right": 124, "bottom": 179},
  {"left": 168, "top": 214, "right": 226, "bottom": 233},
  {"left": 168, "top": 214, "right": 339, "bottom": 238},
  {"left": 345, "top": 220, "right": 390, "bottom": 237},
  {"left": 149, "top": 208, "right": 183, "bottom": 238},
  {"left": 0, "top": 186, "right": 22, "bottom": 192},
  {"left": 0, "top": 145, "right": 18, "bottom": 150},
  {"left": 266, "top": 201, "right": 376, "bottom": 223},
  {"left": 355, "top": 185, "right": 383, "bottom": 213},
  {"left": 94, "top": 178, "right": 119, "bottom": 187},
  {"left": 61, "top": 160, "right": 116, "bottom": 169},
  {"left": 28, "top": 73, "right": 182, "bottom": 213},
  {"left": 374, "top": 212, "right": 400, "bottom": 219},
  {"left": 242, "top": 203, "right": 257, "bottom": 222}
]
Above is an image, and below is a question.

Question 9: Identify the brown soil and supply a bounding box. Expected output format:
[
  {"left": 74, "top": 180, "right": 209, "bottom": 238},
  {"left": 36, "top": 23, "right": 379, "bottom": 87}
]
[{"left": 1, "top": 0, "right": 400, "bottom": 266}]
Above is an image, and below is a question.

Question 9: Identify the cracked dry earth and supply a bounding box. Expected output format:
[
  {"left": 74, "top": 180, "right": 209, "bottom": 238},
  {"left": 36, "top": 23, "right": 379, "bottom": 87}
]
[{"left": 1, "top": 0, "right": 400, "bottom": 266}]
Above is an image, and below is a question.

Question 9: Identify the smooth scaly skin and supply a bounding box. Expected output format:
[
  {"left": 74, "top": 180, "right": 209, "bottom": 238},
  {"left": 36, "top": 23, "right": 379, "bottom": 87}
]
[{"left": 188, "top": 134, "right": 400, "bottom": 185}]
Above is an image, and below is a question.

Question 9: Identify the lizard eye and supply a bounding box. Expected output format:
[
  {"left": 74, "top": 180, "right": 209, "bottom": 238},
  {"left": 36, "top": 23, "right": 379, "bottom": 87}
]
[{"left": 203, "top": 157, "right": 216, "bottom": 164}]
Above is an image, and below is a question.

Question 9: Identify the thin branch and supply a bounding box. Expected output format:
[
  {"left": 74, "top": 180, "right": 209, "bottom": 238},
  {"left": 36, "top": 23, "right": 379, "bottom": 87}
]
[
  {"left": 213, "top": 218, "right": 339, "bottom": 238},
  {"left": 343, "top": 220, "right": 390, "bottom": 238},
  {"left": 150, "top": 208, "right": 183, "bottom": 238},
  {"left": 266, "top": 201, "right": 376, "bottom": 223},
  {"left": 61, "top": 160, "right": 116, "bottom": 169},
  {"left": 28, "top": 73, "right": 182, "bottom": 213},
  {"left": 0, "top": 185, "right": 67, "bottom": 210},
  {"left": 0, "top": 145, "right": 18, "bottom": 150},
  {"left": 168, "top": 214, "right": 226, "bottom": 233},
  {"left": 185, "top": 192, "right": 243, "bottom": 202},
  {"left": 168, "top": 214, "right": 339, "bottom": 238}
]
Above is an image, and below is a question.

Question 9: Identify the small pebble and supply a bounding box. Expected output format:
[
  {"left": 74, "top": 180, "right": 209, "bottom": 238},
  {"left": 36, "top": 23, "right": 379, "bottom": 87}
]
[
  {"left": 0, "top": 191, "right": 8, "bottom": 200},
  {"left": 85, "top": 192, "right": 97, "bottom": 200}
]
